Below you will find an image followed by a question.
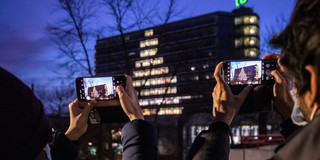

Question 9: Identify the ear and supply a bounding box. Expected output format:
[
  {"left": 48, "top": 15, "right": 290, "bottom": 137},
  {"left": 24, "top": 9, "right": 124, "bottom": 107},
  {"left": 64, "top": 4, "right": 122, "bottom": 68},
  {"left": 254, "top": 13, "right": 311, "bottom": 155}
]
[{"left": 304, "top": 65, "right": 320, "bottom": 109}]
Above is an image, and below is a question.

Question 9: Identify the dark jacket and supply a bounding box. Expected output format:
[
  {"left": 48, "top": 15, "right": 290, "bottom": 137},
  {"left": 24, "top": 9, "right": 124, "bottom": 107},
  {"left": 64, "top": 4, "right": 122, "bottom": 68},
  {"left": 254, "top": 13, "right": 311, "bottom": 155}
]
[
  {"left": 272, "top": 115, "right": 320, "bottom": 160},
  {"left": 187, "top": 116, "right": 320, "bottom": 160},
  {"left": 121, "top": 119, "right": 158, "bottom": 160},
  {"left": 0, "top": 67, "right": 77, "bottom": 159}
]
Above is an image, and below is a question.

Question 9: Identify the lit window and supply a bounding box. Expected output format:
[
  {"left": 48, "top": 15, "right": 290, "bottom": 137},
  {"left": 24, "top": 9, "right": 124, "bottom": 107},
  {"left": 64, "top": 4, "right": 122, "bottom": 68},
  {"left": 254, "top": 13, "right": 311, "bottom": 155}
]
[
  {"left": 235, "top": 38, "right": 243, "bottom": 48},
  {"left": 243, "top": 16, "right": 259, "bottom": 24},
  {"left": 234, "top": 17, "right": 243, "bottom": 26},
  {"left": 244, "top": 48, "right": 259, "bottom": 57},
  {"left": 139, "top": 96, "right": 195, "bottom": 106},
  {"left": 145, "top": 29, "right": 154, "bottom": 37},
  {"left": 142, "top": 107, "right": 184, "bottom": 116},
  {"left": 203, "top": 64, "right": 209, "bottom": 69},
  {"left": 244, "top": 37, "right": 259, "bottom": 47},
  {"left": 205, "top": 75, "right": 210, "bottom": 79},
  {"left": 133, "top": 76, "right": 177, "bottom": 87},
  {"left": 141, "top": 87, "right": 177, "bottom": 96},
  {"left": 133, "top": 67, "right": 169, "bottom": 77},
  {"left": 243, "top": 26, "right": 259, "bottom": 35},
  {"left": 140, "top": 38, "right": 158, "bottom": 48},
  {"left": 135, "top": 57, "right": 163, "bottom": 68},
  {"left": 140, "top": 48, "right": 158, "bottom": 57}
]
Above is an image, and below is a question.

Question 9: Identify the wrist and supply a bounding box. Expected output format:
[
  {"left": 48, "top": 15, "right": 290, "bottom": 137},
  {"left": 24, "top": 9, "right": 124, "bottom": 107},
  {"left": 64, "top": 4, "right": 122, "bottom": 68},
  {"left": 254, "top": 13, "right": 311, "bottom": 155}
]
[{"left": 65, "top": 128, "right": 81, "bottom": 141}]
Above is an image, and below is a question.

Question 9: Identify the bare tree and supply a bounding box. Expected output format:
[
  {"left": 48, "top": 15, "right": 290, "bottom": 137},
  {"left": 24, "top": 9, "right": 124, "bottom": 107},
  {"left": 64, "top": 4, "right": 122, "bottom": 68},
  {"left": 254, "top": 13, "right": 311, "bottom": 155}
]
[
  {"left": 260, "top": 14, "right": 288, "bottom": 56},
  {"left": 48, "top": 0, "right": 101, "bottom": 77}
]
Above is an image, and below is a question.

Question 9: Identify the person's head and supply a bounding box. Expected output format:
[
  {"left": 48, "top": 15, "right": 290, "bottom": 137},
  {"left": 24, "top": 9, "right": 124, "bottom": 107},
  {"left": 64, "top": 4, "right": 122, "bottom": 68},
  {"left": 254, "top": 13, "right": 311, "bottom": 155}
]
[
  {"left": 0, "top": 67, "right": 52, "bottom": 159},
  {"left": 270, "top": 0, "right": 320, "bottom": 121}
]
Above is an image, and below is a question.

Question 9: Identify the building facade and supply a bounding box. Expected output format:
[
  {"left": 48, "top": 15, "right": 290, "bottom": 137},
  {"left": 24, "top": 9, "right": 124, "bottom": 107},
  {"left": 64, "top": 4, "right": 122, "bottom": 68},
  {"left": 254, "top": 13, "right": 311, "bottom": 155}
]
[{"left": 95, "top": 7, "right": 260, "bottom": 159}]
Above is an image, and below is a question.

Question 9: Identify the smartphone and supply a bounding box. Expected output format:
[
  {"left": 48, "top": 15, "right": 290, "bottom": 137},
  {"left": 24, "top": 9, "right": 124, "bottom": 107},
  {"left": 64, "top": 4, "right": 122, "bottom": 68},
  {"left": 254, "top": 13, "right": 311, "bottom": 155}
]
[
  {"left": 75, "top": 76, "right": 129, "bottom": 124},
  {"left": 222, "top": 60, "right": 277, "bottom": 85},
  {"left": 76, "top": 76, "right": 126, "bottom": 101}
]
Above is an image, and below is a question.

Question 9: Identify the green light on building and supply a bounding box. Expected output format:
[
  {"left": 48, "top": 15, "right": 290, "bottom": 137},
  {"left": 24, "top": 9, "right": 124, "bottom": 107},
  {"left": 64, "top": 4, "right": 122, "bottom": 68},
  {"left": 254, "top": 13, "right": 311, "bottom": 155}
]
[{"left": 235, "top": 0, "right": 248, "bottom": 7}]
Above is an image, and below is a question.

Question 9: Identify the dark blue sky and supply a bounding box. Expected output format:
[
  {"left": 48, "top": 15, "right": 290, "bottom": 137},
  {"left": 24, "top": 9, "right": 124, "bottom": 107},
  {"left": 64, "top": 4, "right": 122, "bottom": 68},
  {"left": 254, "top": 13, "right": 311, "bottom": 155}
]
[{"left": 0, "top": 0, "right": 296, "bottom": 86}]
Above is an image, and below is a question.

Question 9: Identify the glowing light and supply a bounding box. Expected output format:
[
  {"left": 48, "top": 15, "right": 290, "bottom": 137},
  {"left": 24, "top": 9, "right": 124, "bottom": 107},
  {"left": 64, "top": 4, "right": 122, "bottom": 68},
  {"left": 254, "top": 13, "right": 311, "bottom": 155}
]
[
  {"left": 235, "top": 0, "right": 248, "bottom": 7},
  {"left": 191, "top": 67, "right": 195, "bottom": 71}
]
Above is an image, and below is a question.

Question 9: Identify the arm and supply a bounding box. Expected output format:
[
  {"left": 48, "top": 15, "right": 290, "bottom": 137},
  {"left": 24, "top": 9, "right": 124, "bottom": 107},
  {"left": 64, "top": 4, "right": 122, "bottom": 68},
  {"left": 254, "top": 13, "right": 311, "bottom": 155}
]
[
  {"left": 121, "top": 119, "right": 158, "bottom": 160},
  {"left": 51, "top": 99, "right": 97, "bottom": 160},
  {"left": 262, "top": 53, "right": 300, "bottom": 139},
  {"left": 116, "top": 76, "right": 158, "bottom": 160},
  {"left": 187, "top": 122, "right": 231, "bottom": 160},
  {"left": 187, "top": 62, "right": 252, "bottom": 160}
]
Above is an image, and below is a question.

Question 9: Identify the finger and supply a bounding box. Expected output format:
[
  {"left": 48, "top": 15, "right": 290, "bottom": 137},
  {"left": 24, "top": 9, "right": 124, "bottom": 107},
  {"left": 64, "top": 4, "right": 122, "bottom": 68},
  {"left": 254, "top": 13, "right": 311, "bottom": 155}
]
[
  {"left": 277, "top": 58, "right": 286, "bottom": 72},
  {"left": 68, "top": 99, "right": 79, "bottom": 115},
  {"left": 125, "top": 75, "right": 134, "bottom": 91},
  {"left": 83, "top": 100, "right": 97, "bottom": 115},
  {"left": 271, "top": 70, "right": 286, "bottom": 85},
  {"left": 212, "top": 107, "right": 216, "bottom": 117},
  {"left": 214, "top": 62, "right": 227, "bottom": 85},
  {"left": 262, "top": 53, "right": 280, "bottom": 60},
  {"left": 116, "top": 85, "right": 131, "bottom": 112},
  {"left": 125, "top": 76, "right": 136, "bottom": 99},
  {"left": 237, "top": 85, "right": 253, "bottom": 101}
]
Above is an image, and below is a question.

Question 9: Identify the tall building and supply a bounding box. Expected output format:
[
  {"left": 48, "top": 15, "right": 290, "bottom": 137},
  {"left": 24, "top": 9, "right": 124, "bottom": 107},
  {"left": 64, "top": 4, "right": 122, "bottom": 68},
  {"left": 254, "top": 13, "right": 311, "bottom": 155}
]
[{"left": 95, "top": 7, "right": 260, "bottom": 160}]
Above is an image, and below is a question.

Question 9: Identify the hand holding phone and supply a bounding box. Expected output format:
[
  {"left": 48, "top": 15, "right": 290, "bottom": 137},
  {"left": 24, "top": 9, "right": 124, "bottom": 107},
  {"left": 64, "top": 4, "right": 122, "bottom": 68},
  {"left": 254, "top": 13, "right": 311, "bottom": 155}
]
[
  {"left": 116, "top": 76, "right": 144, "bottom": 121},
  {"left": 75, "top": 76, "right": 129, "bottom": 124}
]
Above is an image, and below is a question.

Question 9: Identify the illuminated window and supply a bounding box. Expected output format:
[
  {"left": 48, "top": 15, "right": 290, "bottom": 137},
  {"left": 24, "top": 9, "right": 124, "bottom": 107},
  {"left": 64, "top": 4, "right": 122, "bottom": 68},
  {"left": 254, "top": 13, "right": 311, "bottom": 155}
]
[
  {"left": 243, "top": 26, "right": 259, "bottom": 35},
  {"left": 135, "top": 57, "right": 163, "bottom": 68},
  {"left": 244, "top": 37, "right": 259, "bottom": 46},
  {"left": 142, "top": 107, "right": 184, "bottom": 116},
  {"left": 139, "top": 96, "right": 194, "bottom": 106},
  {"left": 203, "top": 64, "right": 209, "bottom": 69},
  {"left": 141, "top": 87, "right": 177, "bottom": 96},
  {"left": 145, "top": 29, "right": 154, "bottom": 37},
  {"left": 133, "top": 76, "right": 177, "bottom": 87},
  {"left": 140, "top": 38, "right": 158, "bottom": 48},
  {"left": 236, "top": 37, "right": 259, "bottom": 48},
  {"left": 133, "top": 67, "right": 168, "bottom": 77},
  {"left": 234, "top": 17, "right": 243, "bottom": 26},
  {"left": 235, "top": 38, "right": 243, "bottom": 48},
  {"left": 243, "top": 16, "right": 259, "bottom": 24},
  {"left": 140, "top": 48, "right": 158, "bottom": 57},
  {"left": 235, "top": 16, "right": 259, "bottom": 26},
  {"left": 244, "top": 48, "right": 259, "bottom": 57}
]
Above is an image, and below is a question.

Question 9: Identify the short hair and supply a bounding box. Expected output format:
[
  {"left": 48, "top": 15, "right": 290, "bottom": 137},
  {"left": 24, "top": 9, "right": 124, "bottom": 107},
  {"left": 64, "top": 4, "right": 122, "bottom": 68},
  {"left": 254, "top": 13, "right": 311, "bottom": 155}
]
[{"left": 270, "top": 0, "right": 320, "bottom": 95}]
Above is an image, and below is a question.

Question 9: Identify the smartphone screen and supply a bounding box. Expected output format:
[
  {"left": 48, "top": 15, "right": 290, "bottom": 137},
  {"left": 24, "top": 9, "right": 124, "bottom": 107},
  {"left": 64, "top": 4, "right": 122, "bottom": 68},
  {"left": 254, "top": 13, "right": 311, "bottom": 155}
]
[
  {"left": 76, "top": 76, "right": 126, "bottom": 101},
  {"left": 223, "top": 60, "right": 277, "bottom": 85}
]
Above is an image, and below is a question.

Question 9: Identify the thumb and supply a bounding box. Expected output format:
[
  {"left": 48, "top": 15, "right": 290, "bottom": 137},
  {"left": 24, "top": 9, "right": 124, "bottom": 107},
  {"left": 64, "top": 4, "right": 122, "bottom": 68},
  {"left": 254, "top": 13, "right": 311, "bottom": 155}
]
[
  {"left": 237, "top": 85, "right": 253, "bottom": 101},
  {"left": 116, "top": 85, "right": 125, "bottom": 96},
  {"left": 83, "top": 100, "right": 97, "bottom": 116}
]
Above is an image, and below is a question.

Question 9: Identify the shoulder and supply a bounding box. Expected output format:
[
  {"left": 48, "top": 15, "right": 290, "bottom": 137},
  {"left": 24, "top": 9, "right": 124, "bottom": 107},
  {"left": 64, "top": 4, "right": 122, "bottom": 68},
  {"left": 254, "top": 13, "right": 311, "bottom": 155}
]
[{"left": 273, "top": 116, "right": 320, "bottom": 160}]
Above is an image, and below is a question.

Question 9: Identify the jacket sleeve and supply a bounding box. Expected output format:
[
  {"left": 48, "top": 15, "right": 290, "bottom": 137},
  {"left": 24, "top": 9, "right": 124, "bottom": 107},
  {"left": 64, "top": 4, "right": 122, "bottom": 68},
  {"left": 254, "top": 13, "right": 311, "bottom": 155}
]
[
  {"left": 187, "top": 122, "right": 231, "bottom": 160},
  {"left": 121, "top": 119, "right": 158, "bottom": 160},
  {"left": 50, "top": 131, "right": 78, "bottom": 160}
]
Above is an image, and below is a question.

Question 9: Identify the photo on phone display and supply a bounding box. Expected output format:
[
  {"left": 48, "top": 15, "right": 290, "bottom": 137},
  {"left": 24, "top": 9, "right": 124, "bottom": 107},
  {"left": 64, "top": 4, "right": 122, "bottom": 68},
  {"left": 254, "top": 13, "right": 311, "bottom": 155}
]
[
  {"left": 230, "top": 60, "right": 262, "bottom": 85},
  {"left": 83, "top": 77, "right": 115, "bottom": 100}
]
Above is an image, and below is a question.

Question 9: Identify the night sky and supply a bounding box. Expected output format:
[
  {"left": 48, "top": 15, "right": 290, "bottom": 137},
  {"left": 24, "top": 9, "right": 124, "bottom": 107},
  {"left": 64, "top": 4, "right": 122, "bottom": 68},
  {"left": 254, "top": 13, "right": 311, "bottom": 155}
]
[{"left": 0, "top": 0, "right": 296, "bottom": 86}]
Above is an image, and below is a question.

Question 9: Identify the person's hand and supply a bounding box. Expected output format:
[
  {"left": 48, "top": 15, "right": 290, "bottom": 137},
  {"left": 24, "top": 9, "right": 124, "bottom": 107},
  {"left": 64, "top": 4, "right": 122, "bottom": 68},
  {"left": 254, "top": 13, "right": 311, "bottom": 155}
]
[
  {"left": 65, "top": 99, "right": 97, "bottom": 141},
  {"left": 116, "top": 76, "right": 144, "bottom": 121},
  {"left": 213, "top": 62, "right": 252, "bottom": 125},
  {"left": 262, "top": 53, "right": 294, "bottom": 119}
]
